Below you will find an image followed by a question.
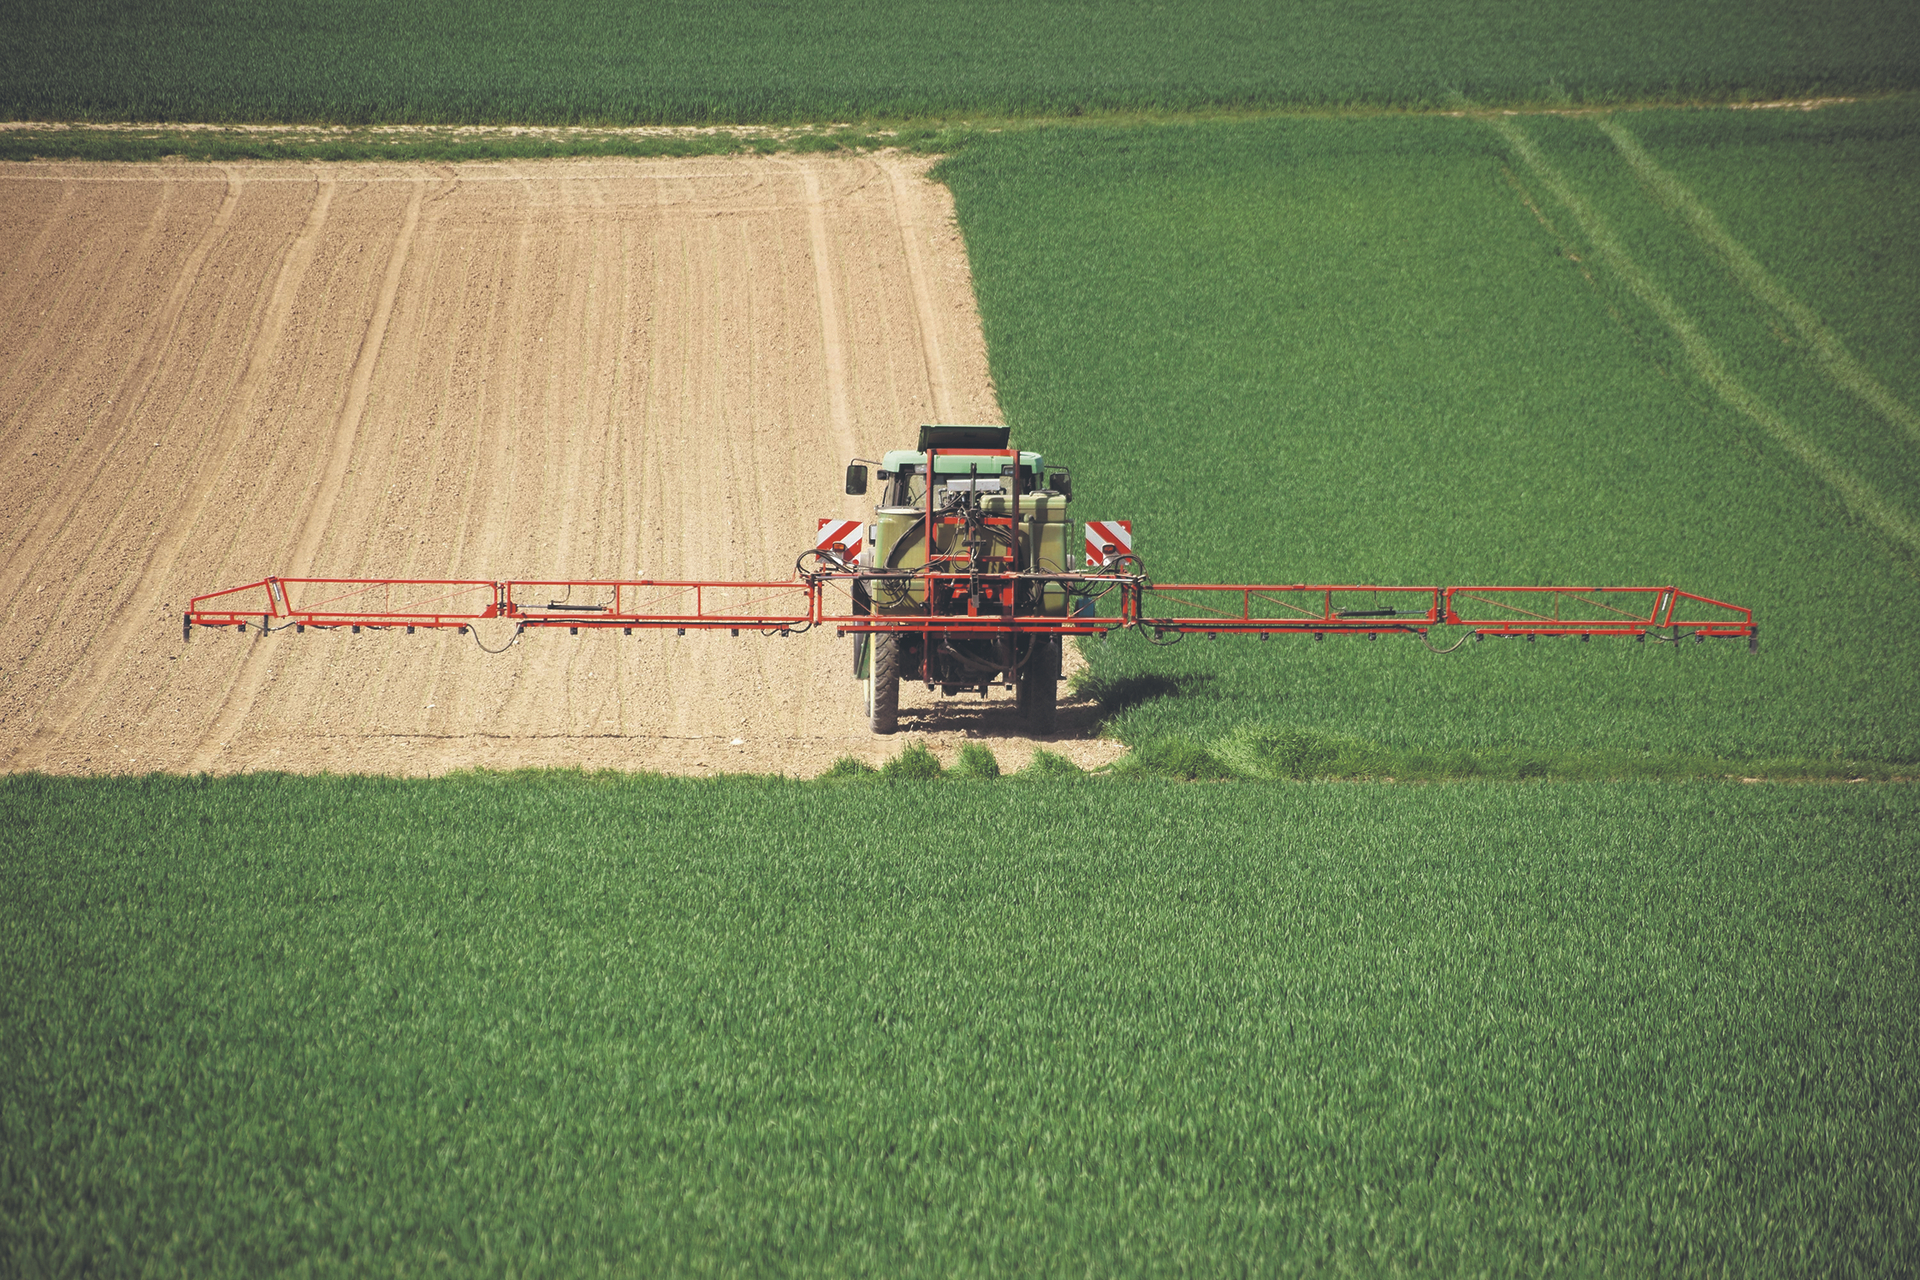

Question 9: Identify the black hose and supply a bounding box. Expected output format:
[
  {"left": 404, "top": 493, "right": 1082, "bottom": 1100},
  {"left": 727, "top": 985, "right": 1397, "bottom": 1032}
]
[
  {"left": 469, "top": 621, "right": 523, "bottom": 654},
  {"left": 1417, "top": 630, "right": 1474, "bottom": 654},
  {"left": 796, "top": 548, "right": 854, "bottom": 578}
]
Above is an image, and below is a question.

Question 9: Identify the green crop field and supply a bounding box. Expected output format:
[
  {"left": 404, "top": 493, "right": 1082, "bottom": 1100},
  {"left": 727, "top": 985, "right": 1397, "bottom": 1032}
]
[
  {"left": 3, "top": 1, "right": 1918, "bottom": 125},
  {"left": 939, "top": 98, "right": 1920, "bottom": 775},
  {"left": 3, "top": 771, "right": 1915, "bottom": 1274}
]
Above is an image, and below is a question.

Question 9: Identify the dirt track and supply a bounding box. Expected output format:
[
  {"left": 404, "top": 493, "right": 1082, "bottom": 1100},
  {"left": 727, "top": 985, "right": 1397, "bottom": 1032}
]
[{"left": 0, "top": 156, "right": 1125, "bottom": 777}]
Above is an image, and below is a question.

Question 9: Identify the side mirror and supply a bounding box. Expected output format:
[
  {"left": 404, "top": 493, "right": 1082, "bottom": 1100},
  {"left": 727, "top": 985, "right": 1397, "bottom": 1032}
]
[
  {"left": 845, "top": 464, "right": 869, "bottom": 496},
  {"left": 1049, "top": 471, "right": 1072, "bottom": 499}
]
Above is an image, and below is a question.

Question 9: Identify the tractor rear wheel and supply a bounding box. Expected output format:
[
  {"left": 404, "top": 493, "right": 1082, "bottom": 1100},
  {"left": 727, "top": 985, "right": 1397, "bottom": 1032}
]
[
  {"left": 1021, "top": 638, "right": 1059, "bottom": 735},
  {"left": 869, "top": 635, "right": 901, "bottom": 734}
]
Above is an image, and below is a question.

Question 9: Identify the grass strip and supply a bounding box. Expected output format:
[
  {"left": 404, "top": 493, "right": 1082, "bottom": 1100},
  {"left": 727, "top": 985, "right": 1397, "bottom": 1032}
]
[
  {"left": 3, "top": 97, "right": 1909, "bottom": 164},
  {"left": 0, "top": 122, "right": 980, "bottom": 164}
]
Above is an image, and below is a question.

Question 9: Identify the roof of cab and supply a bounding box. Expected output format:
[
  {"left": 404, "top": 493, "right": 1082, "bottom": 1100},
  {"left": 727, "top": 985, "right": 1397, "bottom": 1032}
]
[
  {"left": 882, "top": 449, "right": 1042, "bottom": 474},
  {"left": 917, "top": 424, "right": 1009, "bottom": 450}
]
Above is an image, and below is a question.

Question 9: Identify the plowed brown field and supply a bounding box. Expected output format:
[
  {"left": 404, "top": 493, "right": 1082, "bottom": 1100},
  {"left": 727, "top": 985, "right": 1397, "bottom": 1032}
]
[{"left": 0, "top": 156, "right": 1123, "bottom": 777}]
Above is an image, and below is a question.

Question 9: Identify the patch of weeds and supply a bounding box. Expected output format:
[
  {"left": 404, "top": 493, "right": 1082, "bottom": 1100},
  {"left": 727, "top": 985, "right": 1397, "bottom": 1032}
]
[
  {"left": 1213, "top": 726, "right": 1338, "bottom": 780},
  {"left": 880, "top": 742, "right": 946, "bottom": 780},
  {"left": 1514, "top": 755, "right": 1554, "bottom": 780},
  {"left": 952, "top": 742, "right": 1001, "bottom": 779},
  {"left": 1210, "top": 726, "right": 1396, "bottom": 780},
  {"left": 1115, "top": 737, "right": 1235, "bottom": 781},
  {"left": 1016, "top": 748, "right": 1084, "bottom": 779},
  {"left": 819, "top": 755, "right": 878, "bottom": 780},
  {"left": 895, "top": 123, "right": 992, "bottom": 154}
]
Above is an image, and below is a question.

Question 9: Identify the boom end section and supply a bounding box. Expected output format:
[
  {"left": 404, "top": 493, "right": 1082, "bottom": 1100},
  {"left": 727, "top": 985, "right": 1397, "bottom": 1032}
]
[
  {"left": 1132, "top": 584, "right": 1756, "bottom": 648},
  {"left": 1444, "top": 586, "right": 1756, "bottom": 646}
]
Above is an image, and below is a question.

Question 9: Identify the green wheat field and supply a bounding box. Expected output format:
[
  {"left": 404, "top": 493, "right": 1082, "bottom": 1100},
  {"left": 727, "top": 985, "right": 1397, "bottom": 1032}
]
[
  {"left": 4, "top": 1, "right": 1915, "bottom": 124},
  {"left": 4, "top": 771, "right": 1915, "bottom": 1273},
  {"left": 944, "top": 100, "right": 1920, "bottom": 777}
]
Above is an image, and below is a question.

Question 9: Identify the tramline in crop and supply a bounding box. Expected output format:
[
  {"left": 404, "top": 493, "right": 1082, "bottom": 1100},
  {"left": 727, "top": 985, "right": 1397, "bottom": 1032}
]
[{"left": 184, "top": 425, "right": 1756, "bottom": 736}]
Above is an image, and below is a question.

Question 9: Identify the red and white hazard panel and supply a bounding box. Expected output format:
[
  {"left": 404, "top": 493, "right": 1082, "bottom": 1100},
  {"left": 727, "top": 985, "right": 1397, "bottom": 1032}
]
[
  {"left": 1083, "top": 519, "right": 1133, "bottom": 567},
  {"left": 816, "top": 518, "right": 865, "bottom": 561}
]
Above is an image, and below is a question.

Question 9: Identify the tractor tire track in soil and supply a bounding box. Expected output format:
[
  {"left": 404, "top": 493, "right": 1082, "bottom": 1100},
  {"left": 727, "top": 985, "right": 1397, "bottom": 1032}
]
[
  {"left": 0, "top": 155, "right": 1125, "bottom": 778},
  {"left": 187, "top": 171, "right": 430, "bottom": 770},
  {"left": 7, "top": 174, "right": 335, "bottom": 772}
]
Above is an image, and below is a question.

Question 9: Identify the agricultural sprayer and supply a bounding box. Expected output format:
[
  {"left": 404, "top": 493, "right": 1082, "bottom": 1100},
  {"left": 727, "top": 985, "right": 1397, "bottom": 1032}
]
[{"left": 184, "top": 424, "right": 1757, "bottom": 735}]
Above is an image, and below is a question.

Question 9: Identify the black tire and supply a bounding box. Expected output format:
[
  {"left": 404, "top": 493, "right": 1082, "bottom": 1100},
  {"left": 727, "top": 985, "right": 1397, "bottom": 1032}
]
[
  {"left": 869, "top": 634, "right": 901, "bottom": 735},
  {"left": 1020, "top": 637, "right": 1059, "bottom": 735}
]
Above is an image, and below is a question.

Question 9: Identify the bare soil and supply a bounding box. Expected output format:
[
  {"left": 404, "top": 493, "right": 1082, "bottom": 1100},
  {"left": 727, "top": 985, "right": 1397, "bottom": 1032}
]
[{"left": 0, "top": 155, "right": 1126, "bottom": 778}]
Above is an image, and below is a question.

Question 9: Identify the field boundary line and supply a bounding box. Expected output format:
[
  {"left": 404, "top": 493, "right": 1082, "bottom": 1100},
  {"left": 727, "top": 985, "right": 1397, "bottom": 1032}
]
[
  {"left": 797, "top": 161, "right": 858, "bottom": 462},
  {"left": 1595, "top": 116, "right": 1920, "bottom": 447},
  {"left": 1490, "top": 117, "right": 1920, "bottom": 553},
  {"left": 0, "top": 98, "right": 1880, "bottom": 163},
  {"left": 188, "top": 172, "right": 429, "bottom": 771},
  {"left": 880, "top": 154, "right": 953, "bottom": 422}
]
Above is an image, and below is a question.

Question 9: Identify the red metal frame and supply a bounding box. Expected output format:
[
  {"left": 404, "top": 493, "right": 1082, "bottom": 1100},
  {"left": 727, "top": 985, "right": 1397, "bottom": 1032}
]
[
  {"left": 186, "top": 576, "right": 813, "bottom": 636},
  {"left": 504, "top": 580, "right": 812, "bottom": 632},
  {"left": 1135, "top": 583, "right": 1441, "bottom": 636},
  {"left": 1441, "top": 585, "right": 1753, "bottom": 640},
  {"left": 186, "top": 576, "right": 501, "bottom": 632},
  {"left": 187, "top": 572, "right": 1756, "bottom": 646}
]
